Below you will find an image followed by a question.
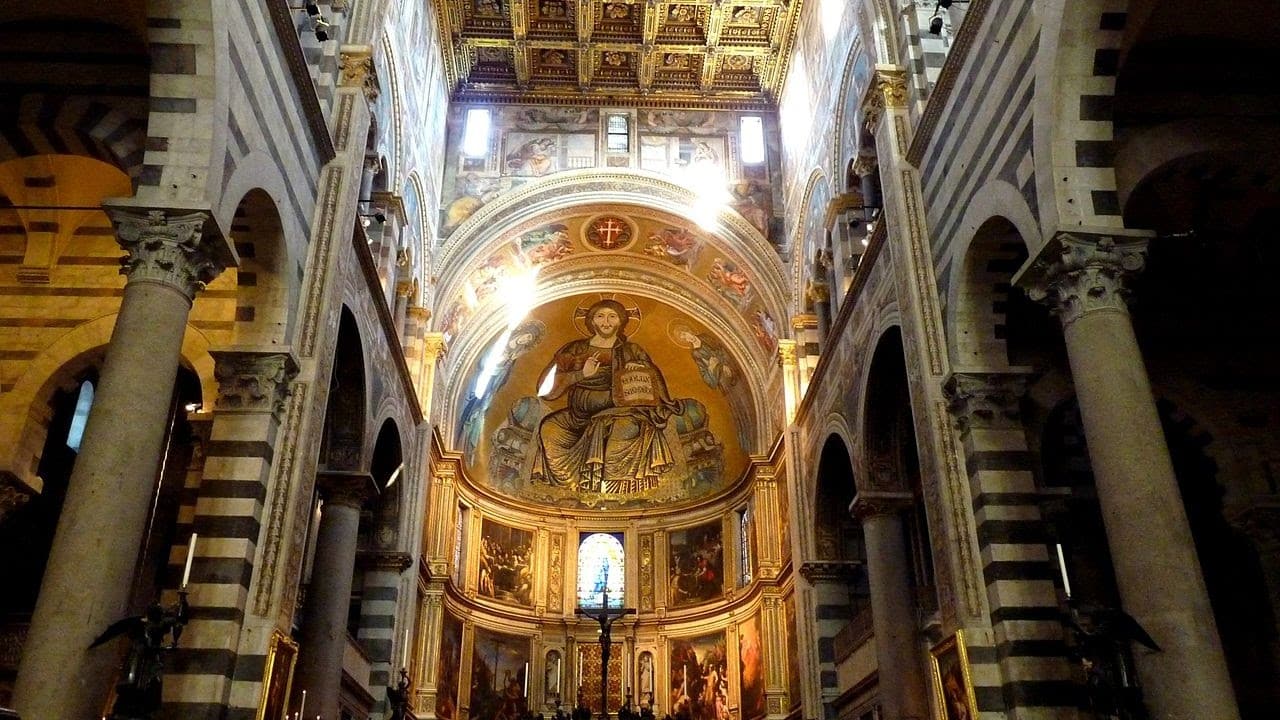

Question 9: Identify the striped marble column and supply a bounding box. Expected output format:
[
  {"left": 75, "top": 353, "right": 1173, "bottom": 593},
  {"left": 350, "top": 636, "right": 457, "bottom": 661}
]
[
  {"left": 944, "top": 370, "right": 1075, "bottom": 718},
  {"left": 166, "top": 349, "right": 298, "bottom": 719},
  {"left": 356, "top": 551, "right": 414, "bottom": 704}
]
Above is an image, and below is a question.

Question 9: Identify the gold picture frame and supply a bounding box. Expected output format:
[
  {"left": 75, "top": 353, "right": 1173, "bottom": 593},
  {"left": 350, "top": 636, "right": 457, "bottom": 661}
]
[
  {"left": 930, "top": 630, "right": 978, "bottom": 720},
  {"left": 257, "top": 630, "right": 299, "bottom": 720}
]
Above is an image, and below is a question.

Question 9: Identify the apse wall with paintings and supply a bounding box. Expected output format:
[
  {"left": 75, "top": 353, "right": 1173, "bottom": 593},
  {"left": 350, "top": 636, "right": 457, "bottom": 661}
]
[
  {"left": 470, "top": 627, "right": 531, "bottom": 720},
  {"left": 436, "top": 612, "right": 464, "bottom": 720},
  {"left": 667, "top": 520, "right": 725, "bottom": 607},
  {"left": 478, "top": 518, "right": 536, "bottom": 607},
  {"left": 739, "top": 615, "right": 766, "bottom": 720},
  {"left": 668, "top": 632, "right": 729, "bottom": 720},
  {"left": 439, "top": 104, "right": 782, "bottom": 246}
]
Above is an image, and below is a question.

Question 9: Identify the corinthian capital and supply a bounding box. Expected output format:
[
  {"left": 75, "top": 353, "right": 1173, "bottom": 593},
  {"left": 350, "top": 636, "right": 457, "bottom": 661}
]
[
  {"left": 1014, "top": 232, "right": 1150, "bottom": 327},
  {"left": 108, "top": 208, "right": 224, "bottom": 302},
  {"left": 942, "top": 370, "right": 1034, "bottom": 431},
  {"left": 211, "top": 349, "right": 300, "bottom": 417}
]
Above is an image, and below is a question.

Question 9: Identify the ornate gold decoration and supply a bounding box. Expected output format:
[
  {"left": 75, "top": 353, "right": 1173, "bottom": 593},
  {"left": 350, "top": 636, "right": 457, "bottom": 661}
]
[
  {"left": 339, "top": 47, "right": 380, "bottom": 102},
  {"left": 433, "top": 0, "right": 800, "bottom": 107},
  {"left": 639, "top": 533, "right": 654, "bottom": 612}
]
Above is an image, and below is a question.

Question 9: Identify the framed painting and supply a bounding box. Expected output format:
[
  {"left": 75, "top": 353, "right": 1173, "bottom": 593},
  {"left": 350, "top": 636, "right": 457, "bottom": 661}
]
[
  {"left": 930, "top": 630, "right": 978, "bottom": 720},
  {"left": 256, "top": 630, "right": 298, "bottom": 720}
]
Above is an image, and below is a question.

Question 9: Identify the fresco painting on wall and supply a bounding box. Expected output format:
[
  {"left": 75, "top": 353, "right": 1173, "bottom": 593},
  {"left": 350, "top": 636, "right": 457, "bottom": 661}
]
[
  {"left": 739, "top": 615, "right": 765, "bottom": 720},
  {"left": 505, "top": 132, "right": 596, "bottom": 176},
  {"left": 785, "top": 596, "right": 800, "bottom": 709},
  {"left": 471, "top": 627, "right": 530, "bottom": 720},
  {"left": 668, "top": 520, "right": 724, "bottom": 607},
  {"left": 668, "top": 632, "right": 729, "bottom": 720},
  {"left": 644, "top": 225, "right": 703, "bottom": 266},
  {"left": 639, "top": 135, "right": 725, "bottom": 175},
  {"left": 479, "top": 519, "right": 535, "bottom": 606},
  {"left": 436, "top": 611, "right": 464, "bottom": 720}
]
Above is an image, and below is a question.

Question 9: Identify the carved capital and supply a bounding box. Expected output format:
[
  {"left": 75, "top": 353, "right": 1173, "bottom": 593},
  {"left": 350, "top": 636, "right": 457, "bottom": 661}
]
[
  {"left": 805, "top": 279, "right": 830, "bottom": 304},
  {"left": 339, "top": 46, "right": 380, "bottom": 102},
  {"left": 316, "top": 470, "right": 376, "bottom": 509},
  {"left": 851, "top": 151, "right": 878, "bottom": 178},
  {"left": 108, "top": 209, "right": 223, "bottom": 301},
  {"left": 1014, "top": 232, "right": 1150, "bottom": 327},
  {"left": 874, "top": 67, "right": 908, "bottom": 108},
  {"left": 423, "top": 332, "right": 448, "bottom": 359},
  {"left": 850, "top": 490, "right": 913, "bottom": 519},
  {"left": 0, "top": 472, "right": 35, "bottom": 526},
  {"left": 942, "top": 370, "right": 1034, "bottom": 431},
  {"left": 776, "top": 339, "right": 797, "bottom": 366},
  {"left": 211, "top": 350, "right": 299, "bottom": 417}
]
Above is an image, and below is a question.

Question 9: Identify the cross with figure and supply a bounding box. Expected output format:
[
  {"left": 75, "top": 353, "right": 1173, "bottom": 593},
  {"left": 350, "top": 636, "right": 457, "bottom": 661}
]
[{"left": 575, "top": 562, "right": 635, "bottom": 720}]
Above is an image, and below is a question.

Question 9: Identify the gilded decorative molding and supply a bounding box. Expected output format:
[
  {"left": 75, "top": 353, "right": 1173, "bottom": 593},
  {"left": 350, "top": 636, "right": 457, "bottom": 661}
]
[
  {"left": 211, "top": 350, "right": 299, "bottom": 417},
  {"left": 776, "top": 339, "right": 797, "bottom": 366},
  {"left": 108, "top": 209, "right": 223, "bottom": 302},
  {"left": 942, "top": 370, "right": 1034, "bottom": 431},
  {"left": 850, "top": 490, "right": 914, "bottom": 520},
  {"left": 639, "top": 533, "right": 655, "bottom": 612},
  {"left": 1014, "top": 233, "right": 1150, "bottom": 327},
  {"left": 548, "top": 532, "right": 564, "bottom": 612}
]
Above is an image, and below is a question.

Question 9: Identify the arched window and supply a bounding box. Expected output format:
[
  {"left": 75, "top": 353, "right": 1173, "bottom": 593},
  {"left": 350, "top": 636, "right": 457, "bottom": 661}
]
[{"left": 577, "top": 532, "right": 624, "bottom": 608}]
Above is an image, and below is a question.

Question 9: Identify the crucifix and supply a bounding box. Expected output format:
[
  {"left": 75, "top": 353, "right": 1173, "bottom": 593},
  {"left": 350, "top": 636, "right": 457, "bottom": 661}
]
[{"left": 575, "top": 561, "right": 635, "bottom": 720}]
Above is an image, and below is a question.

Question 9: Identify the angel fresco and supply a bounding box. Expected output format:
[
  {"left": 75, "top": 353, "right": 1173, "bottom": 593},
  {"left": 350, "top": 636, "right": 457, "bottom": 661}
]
[{"left": 531, "top": 299, "right": 684, "bottom": 495}]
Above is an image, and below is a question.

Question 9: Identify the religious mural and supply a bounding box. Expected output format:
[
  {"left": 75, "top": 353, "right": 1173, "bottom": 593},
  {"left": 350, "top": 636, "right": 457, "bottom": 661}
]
[
  {"left": 668, "top": 521, "right": 724, "bottom": 607},
  {"left": 479, "top": 519, "right": 535, "bottom": 606},
  {"left": 739, "top": 616, "right": 765, "bottom": 720},
  {"left": 472, "top": 289, "right": 751, "bottom": 509},
  {"left": 439, "top": 104, "right": 780, "bottom": 244},
  {"left": 669, "top": 632, "right": 730, "bottom": 720},
  {"left": 471, "top": 627, "right": 531, "bottom": 720},
  {"left": 436, "top": 611, "right": 464, "bottom": 720},
  {"left": 785, "top": 596, "right": 800, "bottom": 710}
]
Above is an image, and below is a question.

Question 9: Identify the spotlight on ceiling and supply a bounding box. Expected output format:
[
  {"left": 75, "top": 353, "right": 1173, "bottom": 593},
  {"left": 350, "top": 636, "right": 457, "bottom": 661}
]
[
  {"left": 314, "top": 16, "right": 331, "bottom": 41},
  {"left": 939, "top": 0, "right": 954, "bottom": 7},
  {"left": 305, "top": 2, "right": 320, "bottom": 16},
  {"left": 929, "top": 15, "right": 944, "bottom": 34}
]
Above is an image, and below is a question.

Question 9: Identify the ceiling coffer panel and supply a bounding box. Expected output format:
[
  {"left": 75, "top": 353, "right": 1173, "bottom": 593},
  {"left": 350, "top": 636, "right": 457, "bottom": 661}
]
[{"left": 437, "top": 0, "right": 800, "bottom": 108}]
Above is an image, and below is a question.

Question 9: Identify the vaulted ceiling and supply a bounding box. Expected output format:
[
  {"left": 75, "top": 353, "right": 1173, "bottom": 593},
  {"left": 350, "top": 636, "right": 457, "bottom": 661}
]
[{"left": 434, "top": 0, "right": 801, "bottom": 109}]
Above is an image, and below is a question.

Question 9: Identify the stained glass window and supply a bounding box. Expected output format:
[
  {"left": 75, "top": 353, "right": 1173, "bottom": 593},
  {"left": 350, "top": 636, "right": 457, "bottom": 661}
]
[
  {"left": 578, "top": 532, "right": 625, "bottom": 608},
  {"left": 738, "top": 506, "right": 753, "bottom": 586}
]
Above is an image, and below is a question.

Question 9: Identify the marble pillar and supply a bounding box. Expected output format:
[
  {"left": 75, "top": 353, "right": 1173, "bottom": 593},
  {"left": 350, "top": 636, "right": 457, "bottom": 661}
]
[
  {"left": 1016, "top": 232, "right": 1239, "bottom": 720},
  {"left": 293, "top": 471, "right": 376, "bottom": 719},
  {"left": 852, "top": 491, "right": 929, "bottom": 720},
  {"left": 14, "top": 208, "right": 226, "bottom": 720}
]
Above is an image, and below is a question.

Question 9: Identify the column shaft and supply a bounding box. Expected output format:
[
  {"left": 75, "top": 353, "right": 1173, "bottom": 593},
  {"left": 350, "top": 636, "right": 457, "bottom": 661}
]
[
  {"left": 859, "top": 503, "right": 929, "bottom": 720},
  {"left": 14, "top": 207, "right": 223, "bottom": 720},
  {"left": 294, "top": 477, "right": 368, "bottom": 720},
  {"left": 1019, "top": 233, "right": 1239, "bottom": 720},
  {"left": 1063, "top": 310, "right": 1237, "bottom": 719},
  {"left": 15, "top": 281, "right": 193, "bottom": 719}
]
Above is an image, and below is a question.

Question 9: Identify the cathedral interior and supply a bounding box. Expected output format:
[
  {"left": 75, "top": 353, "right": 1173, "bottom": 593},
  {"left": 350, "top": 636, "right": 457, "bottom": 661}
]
[{"left": 0, "top": 1, "right": 1277, "bottom": 720}]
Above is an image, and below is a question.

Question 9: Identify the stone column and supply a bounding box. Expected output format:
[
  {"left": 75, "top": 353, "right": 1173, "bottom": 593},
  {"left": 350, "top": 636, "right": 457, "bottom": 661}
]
[
  {"left": 1016, "top": 232, "right": 1239, "bottom": 720},
  {"left": 13, "top": 208, "right": 225, "bottom": 720},
  {"left": 293, "top": 471, "right": 376, "bottom": 720},
  {"left": 394, "top": 280, "right": 413, "bottom": 340},
  {"left": 851, "top": 491, "right": 929, "bottom": 720}
]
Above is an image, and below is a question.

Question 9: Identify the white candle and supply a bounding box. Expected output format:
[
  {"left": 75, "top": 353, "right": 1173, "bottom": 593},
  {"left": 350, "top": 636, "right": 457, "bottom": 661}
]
[
  {"left": 299, "top": 689, "right": 306, "bottom": 718},
  {"left": 1055, "top": 543, "right": 1072, "bottom": 598},
  {"left": 402, "top": 628, "right": 411, "bottom": 668},
  {"left": 523, "top": 661, "right": 529, "bottom": 696},
  {"left": 182, "top": 532, "right": 198, "bottom": 588}
]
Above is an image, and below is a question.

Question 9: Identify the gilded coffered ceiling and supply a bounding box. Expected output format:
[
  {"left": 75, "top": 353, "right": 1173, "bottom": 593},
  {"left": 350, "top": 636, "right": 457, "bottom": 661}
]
[{"left": 434, "top": 0, "right": 801, "bottom": 109}]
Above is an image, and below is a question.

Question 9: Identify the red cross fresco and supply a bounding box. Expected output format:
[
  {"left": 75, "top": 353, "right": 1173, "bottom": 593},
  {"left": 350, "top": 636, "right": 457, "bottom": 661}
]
[{"left": 586, "top": 215, "right": 632, "bottom": 250}]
